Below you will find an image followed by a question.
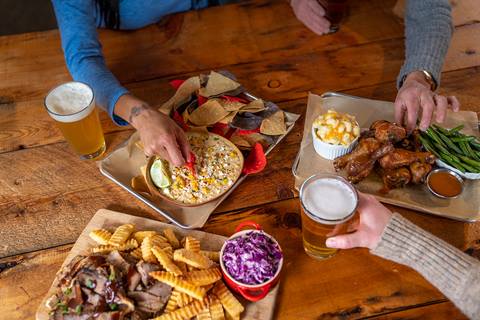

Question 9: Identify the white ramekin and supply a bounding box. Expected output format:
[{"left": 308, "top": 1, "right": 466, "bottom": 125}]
[{"left": 312, "top": 126, "right": 359, "bottom": 160}]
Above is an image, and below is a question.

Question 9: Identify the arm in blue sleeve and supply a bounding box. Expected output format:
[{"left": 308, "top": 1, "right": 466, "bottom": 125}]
[
  {"left": 51, "top": 0, "right": 129, "bottom": 125},
  {"left": 397, "top": 0, "right": 453, "bottom": 89}
]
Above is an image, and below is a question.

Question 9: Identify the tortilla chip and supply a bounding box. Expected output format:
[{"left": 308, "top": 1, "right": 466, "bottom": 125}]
[
  {"left": 230, "top": 112, "right": 263, "bottom": 130},
  {"left": 220, "top": 100, "right": 246, "bottom": 112},
  {"left": 218, "top": 111, "right": 238, "bottom": 124},
  {"left": 159, "top": 76, "right": 201, "bottom": 114},
  {"left": 230, "top": 135, "right": 252, "bottom": 149},
  {"left": 239, "top": 99, "right": 265, "bottom": 113},
  {"left": 260, "top": 110, "right": 287, "bottom": 135},
  {"left": 189, "top": 126, "right": 209, "bottom": 134},
  {"left": 189, "top": 99, "right": 229, "bottom": 126},
  {"left": 198, "top": 71, "right": 241, "bottom": 97}
]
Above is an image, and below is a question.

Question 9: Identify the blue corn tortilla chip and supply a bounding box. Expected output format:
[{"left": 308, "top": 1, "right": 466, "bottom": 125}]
[{"left": 230, "top": 112, "right": 264, "bottom": 130}]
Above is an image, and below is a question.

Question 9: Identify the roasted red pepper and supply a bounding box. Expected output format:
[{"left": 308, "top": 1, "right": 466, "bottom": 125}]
[{"left": 242, "top": 143, "right": 267, "bottom": 175}]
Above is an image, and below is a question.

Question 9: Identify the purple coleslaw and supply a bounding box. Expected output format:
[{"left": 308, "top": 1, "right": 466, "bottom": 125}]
[{"left": 222, "top": 231, "right": 282, "bottom": 285}]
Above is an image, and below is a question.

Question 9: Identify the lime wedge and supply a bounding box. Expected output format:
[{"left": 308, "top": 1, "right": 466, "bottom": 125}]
[{"left": 150, "top": 159, "right": 172, "bottom": 188}]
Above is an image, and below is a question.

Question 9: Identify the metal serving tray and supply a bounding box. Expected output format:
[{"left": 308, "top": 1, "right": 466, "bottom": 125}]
[
  {"left": 100, "top": 92, "right": 299, "bottom": 229},
  {"left": 292, "top": 92, "right": 480, "bottom": 222}
]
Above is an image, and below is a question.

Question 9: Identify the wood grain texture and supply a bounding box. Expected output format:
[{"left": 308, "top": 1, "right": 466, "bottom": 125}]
[
  {"left": 0, "top": 206, "right": 459, "bottom": 320},
  {"left": 367, "top": 301, "right": 467, "bottom": 319}
]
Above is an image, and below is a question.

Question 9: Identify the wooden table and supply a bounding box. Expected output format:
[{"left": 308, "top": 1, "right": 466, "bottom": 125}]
[{"left": 1, "top": 0, "right": 479, "bottom": 318}]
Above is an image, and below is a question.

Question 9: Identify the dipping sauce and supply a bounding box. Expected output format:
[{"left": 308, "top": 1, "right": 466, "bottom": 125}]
[{"left": 427, "top": 170, "right": 463, "bottom": 198}]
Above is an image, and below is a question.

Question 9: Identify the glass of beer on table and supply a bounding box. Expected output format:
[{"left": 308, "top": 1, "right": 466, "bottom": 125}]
[
  {"left": 44, "top": 82, "right": 106, "bottom": 160},
  {"left": 299, "top": 173, "right": 359, "bottom": 260}
]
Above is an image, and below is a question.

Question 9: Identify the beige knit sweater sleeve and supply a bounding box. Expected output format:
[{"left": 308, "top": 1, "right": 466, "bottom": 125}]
[{"left": 371, "top": 213, "right": 480, "bottom": 319}]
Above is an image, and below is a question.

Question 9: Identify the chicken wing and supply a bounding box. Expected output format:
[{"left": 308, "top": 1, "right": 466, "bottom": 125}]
[
  {"left": 378, "top": 149, "right": 435, "bottom": 169},
  {"left": 410, "top": 161, "right": 433, "bottom": 184},
  {"left": 333, "top": 138, "right": 381, "bottom": 170},
  {"left": 380, "top": 167, "right": 412, "bottom": 192},
  {"left": 370, "top": 120, "right": 406, "bottom": 144}
]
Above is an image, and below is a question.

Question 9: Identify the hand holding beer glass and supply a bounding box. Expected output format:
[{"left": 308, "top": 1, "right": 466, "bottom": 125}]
[
  {"left": 299, "top": 173, "right": 360, "bottom": 259},
  {"left": 45, "top": 82, "right": 106, "bottom": 160}
]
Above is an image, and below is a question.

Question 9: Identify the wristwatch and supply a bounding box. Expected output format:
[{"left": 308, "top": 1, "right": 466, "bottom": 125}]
[{"left": 400, "top": 70, "right": 437, "bottom": 91}]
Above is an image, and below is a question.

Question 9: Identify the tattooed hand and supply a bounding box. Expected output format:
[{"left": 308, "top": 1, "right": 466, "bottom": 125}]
[{"left": 115, "top": 94, "right": 191, "bottom": 166}]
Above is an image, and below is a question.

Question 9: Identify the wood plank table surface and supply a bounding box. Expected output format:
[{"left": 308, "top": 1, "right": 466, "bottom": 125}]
[{"left": 1, "top": 0, "right": 479, "bottom": 319}]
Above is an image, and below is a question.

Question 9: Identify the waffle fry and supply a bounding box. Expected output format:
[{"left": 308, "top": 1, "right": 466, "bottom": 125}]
[
  {"left": 173, "top": 249, "right": 213, "bottom": 269},
  {"left": 108, "top": 224, "right": 135, "bottom": 247},
  {"left": 141, "top": 236, "right": 157, "bottom": 263},
  {"left": 177, "top": 261, "right": 188, "bottom": 274},
  {"left": 184, "top": 236, "right": 201, "bottom": 252},
  {"left": 152, "top": 246, "right": 183, "bottom": 276},
  {"left": 225, "top": 313, "right": 240, "bottom": 320},
  {"left": 152, "top": 298, "right": 209, "bottom": 320},
  {"left": 201, "top": 250, "right": 220, "bottom": 262},
  {"left": 130, "top": 247, "right": 143, "bottom": 260},
  {"left": 89, "top": 229, "right": 112, "bottom": 245},
  {"left": 175, "top": 290, "right": 194, "bottom": 307},
  {"left": 150, "top": 271, "right": 206, "bottom": 300},
  {"left": 151, "top": 234, "right": 169, "bottom": 245},
  {"left": 163, "top": 228, "right": 180, "bottom": 249},
  {"left": 92, "top": 239, "right": 138, "bottom": 253},
  {"left": 197, "top": 307, "right": 213, "bottom": 320},
  {"left": 212, "top": 282, "right": 244, "bottom": 317},
  {"left": 183, "top": 268, "right": 222, "bottom": 286},
  {"left": 164, "top": 293, "right": 178, "bottom": 313},
  {"left": 163, "top": 246, "right": 173, "bottom": 258},
  {"left": 133, "top": 230, "right": 157, "bottom": 244},
  {"left": 209, "top": 296, "right": 225, "bottom": 320}
]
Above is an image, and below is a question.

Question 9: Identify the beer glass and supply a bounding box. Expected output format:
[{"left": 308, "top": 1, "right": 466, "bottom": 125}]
[
  {"left": 45, "top": 82, "right": 106, "bottom": 160},
  {"left": 299, "top": 173, "right": 358, "bottom": 260}
]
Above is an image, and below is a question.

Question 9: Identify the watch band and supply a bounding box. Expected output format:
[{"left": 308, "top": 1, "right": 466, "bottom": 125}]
[{"left": 400, "top": 70, "right": 437, "bottom": 91}]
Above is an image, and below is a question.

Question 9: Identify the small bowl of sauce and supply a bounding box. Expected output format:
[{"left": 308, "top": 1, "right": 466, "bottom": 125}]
[{"left": 426, "top": 168, "right": 464, "bottom": 199}]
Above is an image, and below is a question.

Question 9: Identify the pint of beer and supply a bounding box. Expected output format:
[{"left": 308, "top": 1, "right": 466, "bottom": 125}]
[
  {"left": 299, "top": 174, "right": 358, "bottom": 260},
  {"left": 45, "top": 82, "right": 106, "bottom": 160}
]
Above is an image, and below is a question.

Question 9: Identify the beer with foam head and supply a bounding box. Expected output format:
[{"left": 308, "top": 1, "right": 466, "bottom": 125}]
[
  {"left": 45, "top": 82, "right": 105, "bottom": 159},
  {"left": 300, "top": 174, "right": 358, "bottom": 260}
]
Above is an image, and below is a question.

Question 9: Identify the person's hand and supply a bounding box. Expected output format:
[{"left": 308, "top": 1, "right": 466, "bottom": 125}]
[
  {"left": 290, "top": 0, "right": 331, "bottom": 35},
  {"left": 325, "top": 193, "right": 393, "bottom": 250},
  {"left": 395, "top": 71, "right": 460, "bottom": 132},
  {"left": 114, "top": 94, "right": 191, "bottom": 166}
]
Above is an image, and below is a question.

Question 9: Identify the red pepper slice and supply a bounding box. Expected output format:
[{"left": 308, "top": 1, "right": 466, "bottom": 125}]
[
  {"left": 173, "top": 111, "right": 189, "bottom": 131},
  {"left": 186, "top": 152, "right": 196, "bottom": 177},
  {"left": 169, "top": 79, "right": 185, "bottom": 90},
  {"left": 237, "top": 128, "right": 260, "bottom": 135},
  {"left": 242, "top": 143, "right": 267, "bottom": 175}
]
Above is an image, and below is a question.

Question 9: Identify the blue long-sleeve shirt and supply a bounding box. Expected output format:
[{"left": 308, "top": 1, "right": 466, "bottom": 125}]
[{"left": 51, "top": 0, "right": 209, "bottom": 125}]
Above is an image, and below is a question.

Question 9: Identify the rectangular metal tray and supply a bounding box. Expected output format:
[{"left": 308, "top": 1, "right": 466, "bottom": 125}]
[
  {"left": 100, "top": 92, "right": 299, "bottom": 229},
  {"left": 292, "top": 92, "right": 480, "bottom": 222}
]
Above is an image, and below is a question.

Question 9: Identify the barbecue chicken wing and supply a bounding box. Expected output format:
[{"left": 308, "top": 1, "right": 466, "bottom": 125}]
[
  {"left": 410, "top": 161, "right": 433, "bottom": 184},
  {"left": 378, "top": 149, "right": 435, "bottom": 169},
  {"left": 333, "top": 138, "right": 381, "bottom": 170},
  {"left": 345, "top": 143, "right": 395, "bottom": 183},
  {"left": 370, "top": 120, "right": 406, "bottom": 143},
  {"left": 380, "top": 167, "right": 412, "bottom": 192}
]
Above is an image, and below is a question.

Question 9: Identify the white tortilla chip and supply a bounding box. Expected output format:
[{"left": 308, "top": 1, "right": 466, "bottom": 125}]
[
  {"left": 218, "top": 111, "right": 238, "bottom": 124},
  {"left": 159, "top": 76, "right": 201, "bottom": 114},
  {"left": 239, "top": 99, "right": 265, "bottom": 113},
  {"left": 188, "top": 99, "right": 229, "bottom": 126},
  {"left": 260, "top": 110, "right": 287, "bottom": 135},
  {"left": 198, "top": 71, "right": 241, "bottom": 97}
]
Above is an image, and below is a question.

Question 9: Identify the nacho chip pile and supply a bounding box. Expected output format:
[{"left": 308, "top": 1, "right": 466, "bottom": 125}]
[{"left": 160, "top": 71, "right": 288, "bottom": 171}]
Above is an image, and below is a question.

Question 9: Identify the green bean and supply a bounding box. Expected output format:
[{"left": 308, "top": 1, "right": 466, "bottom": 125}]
[
  {"left": 448, "top": 124, "right": 464, "bottom": 134},
  {"left": 458, "top": 155, "right": 480, "bottom": 169},
  {"left": 426, "top": 128, "right": 448, "bottom": 149},
  {"left": 458, "top": 141, "right": 470, "bottom": 156},
  {"left": 433, "top": 141, "right": 454, "bottom": 157},
  {"left": 451, "top": 136, "right": 475, "bottom": 142},
  {"left": 432, "top": 124, "right": 451, "bottom": 136},
  {"left": 435, "top": 129, "right": 464, "bottom": 154},
  {"left": 418, "top": 135, "right": 440, "bottom": 158},
  {"left": 470, "top": 141, "right": 480, "bottom": 152},
  {"left": 439, "top": 152, "right": 466, "bottom": 172},
  {"left": 464, "top": 141, "right": 480, "bottom": 161}
]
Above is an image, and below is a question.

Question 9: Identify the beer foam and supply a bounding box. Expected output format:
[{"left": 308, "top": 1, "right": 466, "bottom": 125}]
[
  {"left": 302, "top": 178, "right": 357, "bottom": 222},
  {"left": 45, "top": 82, "right": 94, "bottom": 123}
]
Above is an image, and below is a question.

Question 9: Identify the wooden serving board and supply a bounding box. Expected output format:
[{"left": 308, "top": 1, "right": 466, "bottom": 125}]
[{"left": 36, "top": 209, "right": 279, "bottom": 320}]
